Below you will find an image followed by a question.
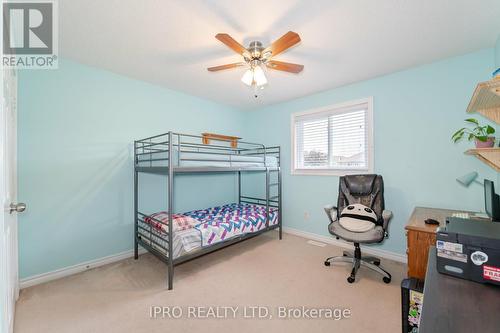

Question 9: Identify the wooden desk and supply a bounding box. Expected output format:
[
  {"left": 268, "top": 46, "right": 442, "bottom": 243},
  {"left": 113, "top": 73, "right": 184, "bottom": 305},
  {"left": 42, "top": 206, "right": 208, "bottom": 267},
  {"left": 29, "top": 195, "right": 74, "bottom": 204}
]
[
  {"left": 419, "top": 247, "right": 500, "bottom": 332},
  {"left": 405, "top": 207, "right": 484, "bottom": 280}
]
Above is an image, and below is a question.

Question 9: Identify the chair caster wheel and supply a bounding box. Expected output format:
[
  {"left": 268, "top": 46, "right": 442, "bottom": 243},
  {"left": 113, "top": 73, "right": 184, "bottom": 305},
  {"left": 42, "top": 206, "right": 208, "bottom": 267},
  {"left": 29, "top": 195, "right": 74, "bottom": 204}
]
[
  {"left": 373, "top": 261, "right": 380, "bottom": 266},
  {"left": 347, "top": 276, "right": 355, "bottom": 283},
  {"left": 383, "top": 276, "right": 391, "bottom": 284},
  {"left": 324, "top": 261, "right": 331, "bottom": 266}
]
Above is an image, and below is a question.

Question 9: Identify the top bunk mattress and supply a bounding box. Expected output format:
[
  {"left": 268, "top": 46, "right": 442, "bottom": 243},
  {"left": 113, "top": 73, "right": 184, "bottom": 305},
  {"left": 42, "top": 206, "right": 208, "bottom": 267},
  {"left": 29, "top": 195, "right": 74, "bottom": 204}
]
[{"left": 172, "top": 149, "right": 278, "bottom": 168}]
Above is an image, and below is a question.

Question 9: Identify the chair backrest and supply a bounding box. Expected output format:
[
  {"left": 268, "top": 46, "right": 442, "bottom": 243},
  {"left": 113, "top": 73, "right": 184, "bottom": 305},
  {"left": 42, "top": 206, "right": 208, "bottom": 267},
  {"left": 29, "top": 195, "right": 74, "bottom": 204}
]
[{"left": 337, "top": 174, "right": 385, "bottom": 225}]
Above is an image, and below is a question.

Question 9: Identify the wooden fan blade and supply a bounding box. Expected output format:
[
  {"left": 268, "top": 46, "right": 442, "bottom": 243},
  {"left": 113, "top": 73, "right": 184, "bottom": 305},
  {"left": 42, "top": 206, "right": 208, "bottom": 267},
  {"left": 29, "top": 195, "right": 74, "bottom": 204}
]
[
  {"left": 263, "top": 31, "right": 301, "bottom": 58},
  {"left": 207, "top": 63, "right": 245, "bottom": 72},
  {"left": 266, "top": 60, "right": 304, "bottom": 73},
  {"left": 215, "top": 33, "right": 248, "bottom": 56}
]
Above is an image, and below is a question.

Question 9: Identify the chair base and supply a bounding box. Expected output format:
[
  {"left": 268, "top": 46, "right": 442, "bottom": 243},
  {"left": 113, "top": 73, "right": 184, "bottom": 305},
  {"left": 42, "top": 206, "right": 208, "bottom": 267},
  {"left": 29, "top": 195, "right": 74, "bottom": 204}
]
[{"left": 324, "top": 244, "right": 392, "bottom": 284}]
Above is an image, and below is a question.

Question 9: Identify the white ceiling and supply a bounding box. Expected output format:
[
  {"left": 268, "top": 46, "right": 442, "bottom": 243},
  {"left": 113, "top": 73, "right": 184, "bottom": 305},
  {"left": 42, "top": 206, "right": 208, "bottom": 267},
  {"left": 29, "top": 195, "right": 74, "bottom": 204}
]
[{"left": 60, "top": 0, "right": 500, "bottom": 110}]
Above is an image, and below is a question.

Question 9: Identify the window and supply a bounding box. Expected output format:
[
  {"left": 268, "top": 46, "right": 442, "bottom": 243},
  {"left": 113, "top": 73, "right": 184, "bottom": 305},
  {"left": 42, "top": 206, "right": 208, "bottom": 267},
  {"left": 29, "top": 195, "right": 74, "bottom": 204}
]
[{"left": 291, "top": 98, "right": 373, "bottom": 176}]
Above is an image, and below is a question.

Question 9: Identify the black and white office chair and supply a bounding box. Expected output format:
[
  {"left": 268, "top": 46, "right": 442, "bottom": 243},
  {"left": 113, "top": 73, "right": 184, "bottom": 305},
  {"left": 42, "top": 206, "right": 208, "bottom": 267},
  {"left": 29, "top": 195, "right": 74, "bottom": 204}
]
[{"left": 324, "top": 174, "right": 393, "bottom": 283}]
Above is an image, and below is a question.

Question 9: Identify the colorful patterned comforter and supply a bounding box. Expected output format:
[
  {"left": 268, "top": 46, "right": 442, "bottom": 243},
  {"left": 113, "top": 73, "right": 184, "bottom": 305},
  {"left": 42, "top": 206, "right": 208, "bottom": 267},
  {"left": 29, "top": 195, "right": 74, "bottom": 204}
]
[{"left": 183, "top": 203, "right": 279, "bottom": 247}]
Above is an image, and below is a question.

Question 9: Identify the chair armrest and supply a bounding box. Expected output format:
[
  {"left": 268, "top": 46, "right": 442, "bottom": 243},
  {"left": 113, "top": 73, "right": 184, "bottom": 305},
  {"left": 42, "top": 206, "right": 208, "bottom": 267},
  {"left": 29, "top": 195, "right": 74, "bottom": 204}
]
[
  {"left": 324, "top": 205, "right": 338, "bottom": 223},
  {"left": 382, "top": 210, "right": 393, "bottom": 236}
]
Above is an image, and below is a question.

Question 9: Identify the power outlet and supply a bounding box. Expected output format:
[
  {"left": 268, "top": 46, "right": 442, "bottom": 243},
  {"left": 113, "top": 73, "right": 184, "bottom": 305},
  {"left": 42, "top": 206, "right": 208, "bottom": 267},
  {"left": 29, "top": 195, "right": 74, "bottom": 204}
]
[{"left": 304, "top": 211, "right": 310, "bottom": 221}]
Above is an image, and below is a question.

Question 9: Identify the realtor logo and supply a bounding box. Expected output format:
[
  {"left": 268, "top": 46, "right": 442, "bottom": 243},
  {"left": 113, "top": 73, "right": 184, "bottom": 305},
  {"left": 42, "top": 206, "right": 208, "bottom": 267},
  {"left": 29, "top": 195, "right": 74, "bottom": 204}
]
[{"left": 2, "top": 0, "right": 58, "bottom": 69}]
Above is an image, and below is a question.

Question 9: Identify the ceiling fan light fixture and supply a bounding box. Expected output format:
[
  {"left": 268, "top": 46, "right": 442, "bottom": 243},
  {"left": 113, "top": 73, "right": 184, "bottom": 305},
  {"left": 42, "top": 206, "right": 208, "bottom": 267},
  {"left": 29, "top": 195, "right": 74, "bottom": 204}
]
[
  {"left": 241, "top": 69, "right": 254, "bottom": 86},
  {"left": 262, "top": 50, "right": 272, "bottom": 59},
  {"left": 253, "top": 66, "right": 267, "bottom": 86}
]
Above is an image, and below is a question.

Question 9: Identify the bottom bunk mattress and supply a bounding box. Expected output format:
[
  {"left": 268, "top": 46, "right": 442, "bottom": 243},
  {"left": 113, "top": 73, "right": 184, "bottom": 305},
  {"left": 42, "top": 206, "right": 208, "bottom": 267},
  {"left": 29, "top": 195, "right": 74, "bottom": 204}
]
[{"left": 139, "top": 203, "right": 279, "bottom": 259}]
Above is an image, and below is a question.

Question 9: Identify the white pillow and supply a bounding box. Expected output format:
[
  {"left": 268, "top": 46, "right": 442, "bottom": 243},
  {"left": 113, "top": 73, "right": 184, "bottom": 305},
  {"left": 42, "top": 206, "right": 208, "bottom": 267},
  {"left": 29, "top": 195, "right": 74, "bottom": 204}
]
[{"left": 339, "top": 203, "right": 377, "bottom": 233}]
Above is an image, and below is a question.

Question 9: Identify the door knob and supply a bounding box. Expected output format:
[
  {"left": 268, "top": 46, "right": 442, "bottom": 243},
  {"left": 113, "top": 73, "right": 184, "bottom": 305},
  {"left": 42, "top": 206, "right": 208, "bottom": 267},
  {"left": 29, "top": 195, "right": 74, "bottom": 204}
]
[{"left": 9, "top": 203, "right": 26, "bottom": 214}]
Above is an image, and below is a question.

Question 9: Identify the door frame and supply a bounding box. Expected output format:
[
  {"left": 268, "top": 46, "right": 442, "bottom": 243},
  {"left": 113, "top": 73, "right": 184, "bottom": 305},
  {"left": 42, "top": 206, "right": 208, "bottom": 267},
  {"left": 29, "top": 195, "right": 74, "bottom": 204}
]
[
  {"left": 1, "top": 67, "right": 19, "bottom": 333},
  {"left": 1, "top": 3, "right": 20, "bottom": 332}
]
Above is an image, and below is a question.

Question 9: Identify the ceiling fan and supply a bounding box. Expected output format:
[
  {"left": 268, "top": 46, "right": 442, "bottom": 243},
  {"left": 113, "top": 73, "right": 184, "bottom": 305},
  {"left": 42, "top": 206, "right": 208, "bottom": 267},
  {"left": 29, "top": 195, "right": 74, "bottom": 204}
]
[{"left": 207, "top": 31, "right": 304, "bottom": 88}]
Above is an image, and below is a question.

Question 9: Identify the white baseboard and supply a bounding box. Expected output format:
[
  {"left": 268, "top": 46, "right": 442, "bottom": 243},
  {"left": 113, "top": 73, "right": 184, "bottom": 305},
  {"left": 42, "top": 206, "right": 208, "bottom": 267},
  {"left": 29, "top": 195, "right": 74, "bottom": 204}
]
[
  {"left": 282, "top": 227, "right": 407, "bottom": 264},
  {"left": 20, "top": 248, "right": 147, "bottom": 289}
]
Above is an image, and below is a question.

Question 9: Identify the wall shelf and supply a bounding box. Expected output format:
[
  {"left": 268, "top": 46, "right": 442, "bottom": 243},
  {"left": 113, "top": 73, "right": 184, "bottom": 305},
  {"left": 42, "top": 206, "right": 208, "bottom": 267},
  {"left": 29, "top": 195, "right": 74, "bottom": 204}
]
[
  {"left": 465, "top": 148, "right": 500, "bottom": 172},
  {"left": 466, "top": 78, "right": 500, "bottom": 124}
]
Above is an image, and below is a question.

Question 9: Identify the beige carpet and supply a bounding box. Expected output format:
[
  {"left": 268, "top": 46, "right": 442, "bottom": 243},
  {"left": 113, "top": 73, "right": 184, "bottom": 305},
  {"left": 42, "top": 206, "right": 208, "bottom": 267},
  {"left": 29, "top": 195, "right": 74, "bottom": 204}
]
[{"left": 15, "top": 233, "right": 406, "bottom": 333}]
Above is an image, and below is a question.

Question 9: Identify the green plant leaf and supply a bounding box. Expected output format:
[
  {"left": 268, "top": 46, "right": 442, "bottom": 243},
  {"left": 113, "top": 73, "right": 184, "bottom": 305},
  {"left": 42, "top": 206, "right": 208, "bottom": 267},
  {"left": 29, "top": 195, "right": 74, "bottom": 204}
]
[
  {"left": 476, "top": 135, "right": 488, "bottom": 142},
  {"left": 468, "top": 133, "right": 475, "bottom": 141},
  {"left": 451, "top": 128, "right": 465, "bottom": 141},
  {"left": 465, "top": 118, "right": 479, "bottom": 125},
  {"left": 486, "top": 125, "right": 495, "bottom": 135}
]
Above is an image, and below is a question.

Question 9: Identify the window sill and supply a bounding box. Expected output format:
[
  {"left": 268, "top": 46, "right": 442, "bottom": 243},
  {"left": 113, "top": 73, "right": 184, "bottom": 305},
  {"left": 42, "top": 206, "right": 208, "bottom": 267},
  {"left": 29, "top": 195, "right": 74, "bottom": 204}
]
[{"left": 291, "top": 169, "right": 372, "bottom": 176}]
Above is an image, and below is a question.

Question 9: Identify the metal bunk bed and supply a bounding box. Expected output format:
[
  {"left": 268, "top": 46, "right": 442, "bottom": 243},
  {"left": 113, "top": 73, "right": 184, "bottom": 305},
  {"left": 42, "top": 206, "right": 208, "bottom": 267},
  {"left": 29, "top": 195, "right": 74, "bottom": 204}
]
[{"left": 133, "top": 132, "right": 282, "bottom": 290}]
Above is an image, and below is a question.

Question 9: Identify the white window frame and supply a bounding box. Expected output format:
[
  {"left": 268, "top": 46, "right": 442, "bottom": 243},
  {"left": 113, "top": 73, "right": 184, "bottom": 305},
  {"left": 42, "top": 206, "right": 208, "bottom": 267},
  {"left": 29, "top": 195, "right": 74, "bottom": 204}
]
[{"left": 290, "top": 97, "right": 374, "bottom": 176}]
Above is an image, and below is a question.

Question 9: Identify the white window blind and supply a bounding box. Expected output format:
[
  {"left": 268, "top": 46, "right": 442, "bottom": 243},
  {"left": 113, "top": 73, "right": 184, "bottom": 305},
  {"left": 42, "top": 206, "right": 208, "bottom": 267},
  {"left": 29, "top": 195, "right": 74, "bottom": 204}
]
[{"left": 292, "top": 99, "right": 373, "bottom": 175}]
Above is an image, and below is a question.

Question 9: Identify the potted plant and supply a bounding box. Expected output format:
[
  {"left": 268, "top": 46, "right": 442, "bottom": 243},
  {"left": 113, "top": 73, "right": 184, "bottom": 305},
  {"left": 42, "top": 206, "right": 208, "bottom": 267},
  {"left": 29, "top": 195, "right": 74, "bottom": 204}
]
[{"left": 451, "top": 118, "right": 496, "bottom": 148}]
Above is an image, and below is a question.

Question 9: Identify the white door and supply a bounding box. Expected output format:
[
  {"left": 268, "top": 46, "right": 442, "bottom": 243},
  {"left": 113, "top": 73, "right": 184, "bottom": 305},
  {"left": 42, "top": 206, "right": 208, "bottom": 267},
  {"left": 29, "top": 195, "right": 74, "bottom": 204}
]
[{"left": 1, "top": 68, "right": 22, "bottom": 333}]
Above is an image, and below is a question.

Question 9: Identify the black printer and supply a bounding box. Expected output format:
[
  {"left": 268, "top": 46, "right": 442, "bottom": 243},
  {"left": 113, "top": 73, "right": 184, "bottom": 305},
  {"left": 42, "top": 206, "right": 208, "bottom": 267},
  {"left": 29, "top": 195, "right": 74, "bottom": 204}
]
[{"left": 436, "top": 217, "right": 500, "bottom": 286}]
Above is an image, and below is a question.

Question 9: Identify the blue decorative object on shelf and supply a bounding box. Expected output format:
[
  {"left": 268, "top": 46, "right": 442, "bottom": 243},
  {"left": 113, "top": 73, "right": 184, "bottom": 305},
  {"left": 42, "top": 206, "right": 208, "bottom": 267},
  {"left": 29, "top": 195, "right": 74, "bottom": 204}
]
[{"left": 493, "top": 67, "right": 500, "bottom": 78}]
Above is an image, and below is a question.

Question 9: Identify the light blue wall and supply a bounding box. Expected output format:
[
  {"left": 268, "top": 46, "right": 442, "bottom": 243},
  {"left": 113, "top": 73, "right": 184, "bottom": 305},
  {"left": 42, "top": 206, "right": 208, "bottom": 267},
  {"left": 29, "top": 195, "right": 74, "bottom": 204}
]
[
  {"left": 496, "top": 35, "right": 500, "bottom": 68},
  {"left": 17, "top": 59, "right": 245, "bottom": 278},
  {"left": 242, "top": 49, "right": 498, "bottom": 255}
]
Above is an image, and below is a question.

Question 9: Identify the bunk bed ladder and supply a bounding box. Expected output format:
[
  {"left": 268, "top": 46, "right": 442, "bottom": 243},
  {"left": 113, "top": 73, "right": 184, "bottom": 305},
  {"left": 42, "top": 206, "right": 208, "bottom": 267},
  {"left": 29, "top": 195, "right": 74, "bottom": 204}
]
[
  {"left": 274, "top": 148, "right": 282, "bottom": 239},
  {"left": 265, "top": 168, "right": 282, "bottom": 240},
  {"left": 265, "top": 168, "right": 270, "bottom": 227},
  {"left": 278, "top": 166, "right": 282, "bottom": 240}
]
